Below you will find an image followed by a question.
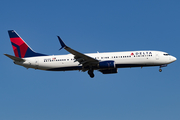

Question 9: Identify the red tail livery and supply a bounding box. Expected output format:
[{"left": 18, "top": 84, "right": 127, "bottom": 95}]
[{"left": 8, "top": 30, "right": 46, "bottom": 58}]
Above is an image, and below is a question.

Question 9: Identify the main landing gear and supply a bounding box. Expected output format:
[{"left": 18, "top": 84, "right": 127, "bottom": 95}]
[{"left": 88, "top": 69, "right": 94, "bottom": 78}]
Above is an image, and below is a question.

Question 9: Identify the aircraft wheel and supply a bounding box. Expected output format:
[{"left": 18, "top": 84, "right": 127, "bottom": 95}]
[
  {"left": 159, "top": 69, "right": 162, "bottom": 72},
  {"left": 90, "top": 73, "right": 94, "bottom": 78},
  {"left": 88, "top": 70, "right": 94, "bottom": 78}
]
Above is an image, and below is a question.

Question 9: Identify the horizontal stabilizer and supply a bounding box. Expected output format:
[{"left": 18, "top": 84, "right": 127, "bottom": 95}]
[{"left": 4, "top": 54, "right": 25, "bottom": 62}]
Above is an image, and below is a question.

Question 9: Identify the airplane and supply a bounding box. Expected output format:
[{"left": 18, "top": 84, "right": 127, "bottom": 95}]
[{"left": 4, "top": 30, "right": 177, "bottom": 78}]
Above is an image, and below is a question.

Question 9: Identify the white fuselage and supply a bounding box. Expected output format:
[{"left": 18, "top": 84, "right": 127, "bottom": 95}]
[
  {"left": 14, "top": 50, "right": 176, "bottom": 71},
  {"left": 6, "top": 30, "right": 177, "bottom": 78}
]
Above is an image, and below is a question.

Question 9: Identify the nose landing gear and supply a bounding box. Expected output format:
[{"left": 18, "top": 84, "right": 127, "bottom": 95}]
[{"left": 159, "top": 64, "right": 167, "bottom": 72}]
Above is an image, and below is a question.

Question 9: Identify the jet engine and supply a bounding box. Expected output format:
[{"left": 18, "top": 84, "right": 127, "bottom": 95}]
[{"left": 98, "top": 60, "right": 115, "bottom": 69}]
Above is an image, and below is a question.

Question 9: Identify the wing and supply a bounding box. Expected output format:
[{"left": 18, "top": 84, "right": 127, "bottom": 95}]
[{"left": 57, "top": 36, "right": 99, "bottom": 69}]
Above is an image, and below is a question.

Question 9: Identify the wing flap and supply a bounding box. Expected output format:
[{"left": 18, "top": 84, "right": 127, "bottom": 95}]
[{"left": 65, "top": 46, "right": 98, "bottom": 63}]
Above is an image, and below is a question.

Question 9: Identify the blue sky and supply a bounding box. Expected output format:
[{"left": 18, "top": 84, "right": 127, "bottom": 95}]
[{"left": 1, "top": 0, "right": 180, "bottom": 120}]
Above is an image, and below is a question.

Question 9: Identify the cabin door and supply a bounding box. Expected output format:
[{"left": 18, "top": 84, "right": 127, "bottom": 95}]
[
  {"left": 35, "top": 58, "right": 39, "bottom": 69},
  {"left": 156, "top": 53, "right": 159, "bottom": 60}
]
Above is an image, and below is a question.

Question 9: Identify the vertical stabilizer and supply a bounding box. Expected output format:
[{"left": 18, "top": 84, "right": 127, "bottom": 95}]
[{"left": 8, "top": 30, "right": 46, "bottom": 58}]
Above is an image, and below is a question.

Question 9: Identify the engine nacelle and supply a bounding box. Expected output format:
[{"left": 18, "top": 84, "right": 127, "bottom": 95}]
[
  {"left": 99, "top": 68, "right": 118, "bottom": 74},
  {"left": 98, "top": 60, "right": 115, "bottom": 69}
]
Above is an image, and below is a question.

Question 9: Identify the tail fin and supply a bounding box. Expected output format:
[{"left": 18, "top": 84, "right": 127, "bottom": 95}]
[{"left": 8, "top": 30, "right": 46, "bottom": 58}]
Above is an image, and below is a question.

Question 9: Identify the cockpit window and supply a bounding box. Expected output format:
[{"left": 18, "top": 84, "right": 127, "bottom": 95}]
[{"left": 163, "top": 54, "right": 170, "bottom": 56}]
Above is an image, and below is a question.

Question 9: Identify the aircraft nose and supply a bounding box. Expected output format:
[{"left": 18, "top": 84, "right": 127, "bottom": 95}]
[{"left": 172, "top": 56, "right": 177, "bottom": 62}]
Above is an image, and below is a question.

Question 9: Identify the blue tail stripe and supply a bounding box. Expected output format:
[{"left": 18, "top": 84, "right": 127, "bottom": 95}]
[
  {"left": 11, "top": 42, "right": 22, "bottom": 58},
  {"left": 25, "top": 48, "right": 47, "bottom": 57},
  {"left": 8, "top": 30, "right": 19, "bottom": 38}
]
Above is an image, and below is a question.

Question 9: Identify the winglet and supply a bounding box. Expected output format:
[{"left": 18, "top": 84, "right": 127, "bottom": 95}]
[{"left": 57, "top": 36, "right": 66, "bottom": 50}]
